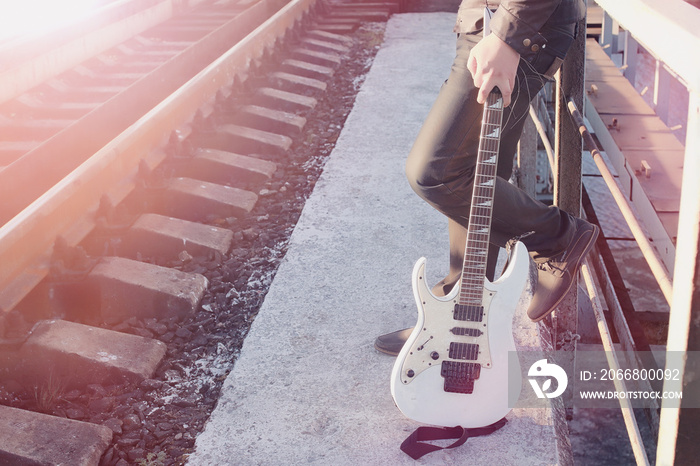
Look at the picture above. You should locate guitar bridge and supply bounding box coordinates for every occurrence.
[441,360,481,394]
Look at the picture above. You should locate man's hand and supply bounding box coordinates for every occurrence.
[467,33,520,106]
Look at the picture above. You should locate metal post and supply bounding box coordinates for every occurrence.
[653,60,672,124]
[656,90,700,466]
[517,108,538,198]
[600,11,614,56]
[553,17,587,342]
[623,33,639,86]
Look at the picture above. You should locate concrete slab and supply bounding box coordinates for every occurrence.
[190,13,559,465]
[307,29,354,47]
[332,3,401,15]
[17,319,167,387]
[164,177,259,221]
[89,256,208,322]
[0,405,112,466]
[281,59,335,80]
[188,147,277,185]
[292,47,343,66]
[208,123,294,154]
[312,22,359,34]
[269,71,328,93]
[122,213,234,261]
[300,37,351,53]
[234,105,307,135]
[254,87,318,112]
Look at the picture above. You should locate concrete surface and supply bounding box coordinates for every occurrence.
[189,13,559,465]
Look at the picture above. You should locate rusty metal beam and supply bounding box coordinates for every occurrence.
[552,17,587,343]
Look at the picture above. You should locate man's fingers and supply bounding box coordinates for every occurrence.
[467,33,520,107]
[467,53,477,78]
[500,83,512,107]
[477,86,488,104]
[479,77,513,106]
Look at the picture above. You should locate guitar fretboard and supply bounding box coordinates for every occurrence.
[458,90,504,306]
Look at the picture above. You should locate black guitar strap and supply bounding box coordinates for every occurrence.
[400,417,508,460]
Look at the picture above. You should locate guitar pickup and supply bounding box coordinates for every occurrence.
[450,327,483,337]
[441,360,481,394]
[453,304,484,322]
[449,342,480,360]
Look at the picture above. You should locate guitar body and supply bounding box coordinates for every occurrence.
[390,241,528,427]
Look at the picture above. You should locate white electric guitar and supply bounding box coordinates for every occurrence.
[391,88,528,428]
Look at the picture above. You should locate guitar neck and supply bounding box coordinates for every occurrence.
[458,89,504,306]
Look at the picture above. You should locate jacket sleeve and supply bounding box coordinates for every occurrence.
[489,0,562,57]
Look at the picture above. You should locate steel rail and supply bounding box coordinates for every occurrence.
[0,0,282,225]
[0,0,193,105]
[0,0,317,313]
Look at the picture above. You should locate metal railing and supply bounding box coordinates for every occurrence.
[517,1,700,464]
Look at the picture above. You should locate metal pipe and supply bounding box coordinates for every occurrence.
[580,261,651,466]
[566,99,674,304]
[528,104,555,169]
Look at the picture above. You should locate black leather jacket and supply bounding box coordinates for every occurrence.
[454,0,586,58]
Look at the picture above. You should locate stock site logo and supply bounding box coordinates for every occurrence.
[528,359,568,399]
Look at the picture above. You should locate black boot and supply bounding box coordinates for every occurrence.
[374,327,414,356]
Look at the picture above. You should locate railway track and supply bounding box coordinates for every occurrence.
[0,0,399,463]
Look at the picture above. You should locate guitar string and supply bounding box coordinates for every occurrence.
[459,92,503,305]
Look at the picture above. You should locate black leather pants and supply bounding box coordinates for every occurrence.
[405,27,578,291]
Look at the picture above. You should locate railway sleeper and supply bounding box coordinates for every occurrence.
[0,117,71,141]
[324,9,392,23]
[186,147,279,185]
[224,104,308,137]
[332,2,401,15]
[155,177,259,222]
[307,28,354,47]
[9,319,166,389]
[300,36,352,54]
[280,58,335,81]
[193,123,293,156]
[84,256,208,323]
[311,21,357,35]
[14,94,97,120]
[0,405,112,466]
[291,47,343,67]
[268,71,327,94]
[254,87,319,113]
[119,213,234,263]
